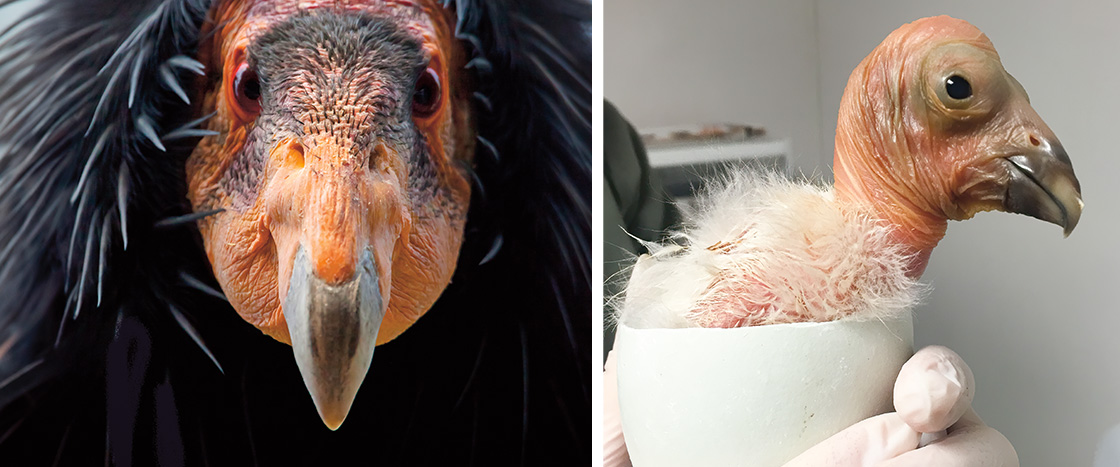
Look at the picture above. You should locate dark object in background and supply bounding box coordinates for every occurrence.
[603,101,676,358]
[0,0,590,464]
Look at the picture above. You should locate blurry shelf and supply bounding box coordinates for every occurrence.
[644,137,791,201]
[645,137,791,169]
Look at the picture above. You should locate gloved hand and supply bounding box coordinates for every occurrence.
[603,350,631,467]
[784,345,1017,466]
[603,346,1018,466]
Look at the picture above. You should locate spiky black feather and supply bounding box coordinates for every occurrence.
[0,0,590,465]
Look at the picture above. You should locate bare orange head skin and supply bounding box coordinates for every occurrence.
[833,16,1081,275]
[187,0,474,346]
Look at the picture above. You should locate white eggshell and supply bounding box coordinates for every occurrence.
[615,313,914,466]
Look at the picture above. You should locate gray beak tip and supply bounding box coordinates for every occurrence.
[1062,197,1084,238]
[305,372,361,431]
[1004,152,1081,236]
[283,247,384,431]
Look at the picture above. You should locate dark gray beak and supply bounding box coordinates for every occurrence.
[1003,139,1083,236]
[283,246,383,430]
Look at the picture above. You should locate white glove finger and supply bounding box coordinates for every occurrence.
[783,413,921,467]
[894,345,975,433]
[878,409,1018,467]
[604,350,632,467]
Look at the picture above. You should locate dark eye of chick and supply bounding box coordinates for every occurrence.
[945,75,972,100]
[412,67,441,117]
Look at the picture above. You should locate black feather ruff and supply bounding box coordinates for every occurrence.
[0,0,590,465]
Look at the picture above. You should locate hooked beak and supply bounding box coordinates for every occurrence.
[1002,138,1083,236]
[284,246,383,430]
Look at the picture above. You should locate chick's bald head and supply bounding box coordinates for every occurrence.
[833,16,1081,255]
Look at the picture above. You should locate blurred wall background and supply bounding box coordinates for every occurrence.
[606,0,1120,464]
[604,0,825,175]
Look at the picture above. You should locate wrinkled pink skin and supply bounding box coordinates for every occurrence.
[832,16,1061,277]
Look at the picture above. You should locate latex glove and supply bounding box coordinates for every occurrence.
[603,346,1018,466]
[603,350,632,467]
[784,345,1018,466]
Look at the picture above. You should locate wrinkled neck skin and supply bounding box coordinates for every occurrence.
[833,49,947,278]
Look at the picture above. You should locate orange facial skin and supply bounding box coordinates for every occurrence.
[832,16,1075,276]
[186,0,475,345]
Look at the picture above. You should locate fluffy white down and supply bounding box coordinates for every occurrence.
[619,171,924,329]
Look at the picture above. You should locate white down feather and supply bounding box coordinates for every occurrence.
[618,170,925,330]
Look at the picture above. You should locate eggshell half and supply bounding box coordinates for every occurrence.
[616,313,913,466]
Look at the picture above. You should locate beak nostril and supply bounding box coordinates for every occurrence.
[369,143,388,172]
[285,139,305,169]
[1029,135,1041,147]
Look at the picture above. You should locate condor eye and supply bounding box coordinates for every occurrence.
[232,62,261,117]
[945,75,972,100]
[412,67,441,118]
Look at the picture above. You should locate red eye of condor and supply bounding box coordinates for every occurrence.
[412,67,441,118]
[232,62,261,117]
